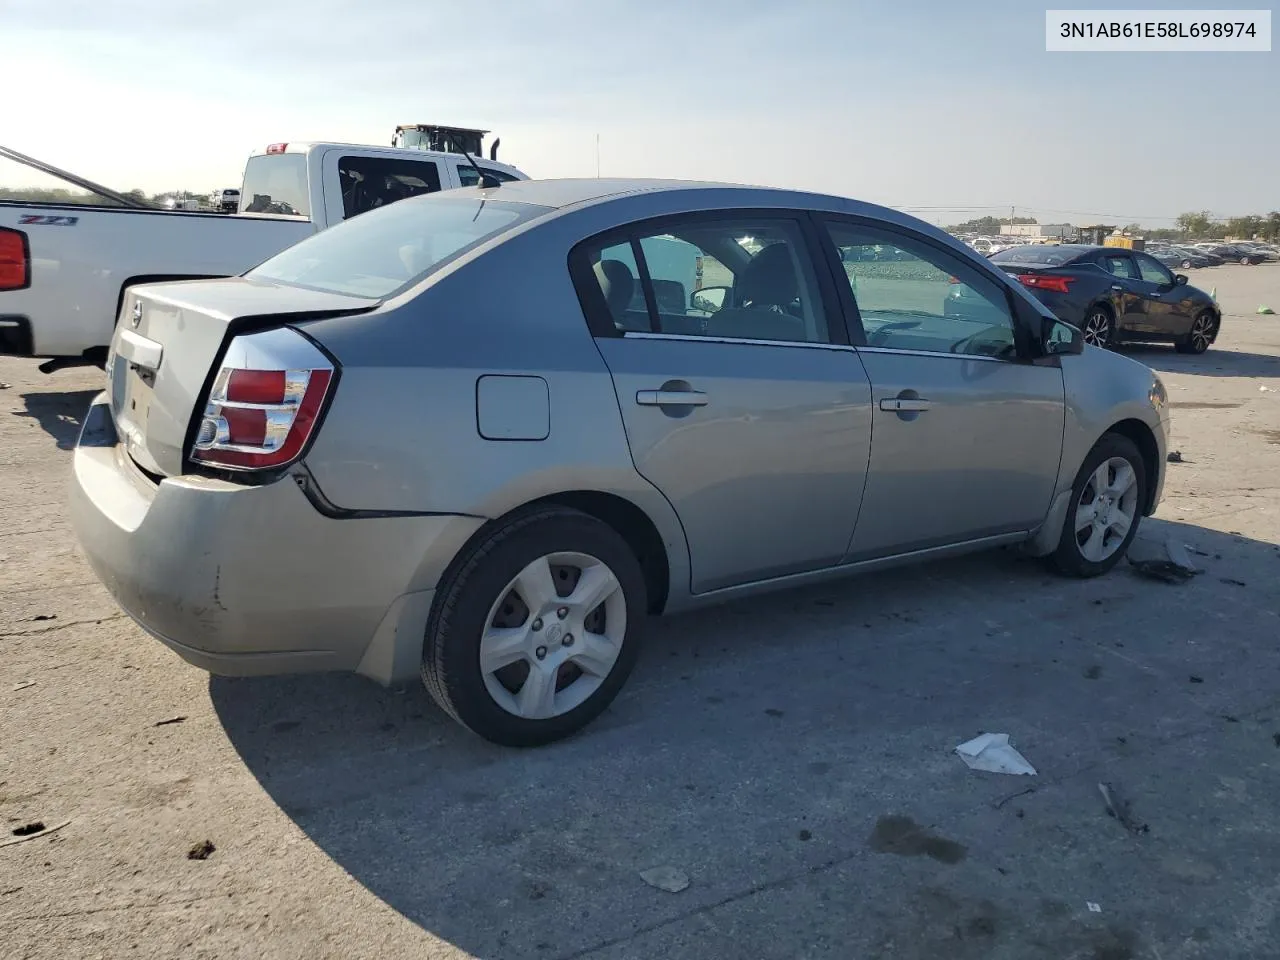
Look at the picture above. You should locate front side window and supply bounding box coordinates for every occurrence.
[826,222,1017,359]
[1134,253,1174,285]
[580,217,830,344]
[248,194,550,298]
[339,156,442,219]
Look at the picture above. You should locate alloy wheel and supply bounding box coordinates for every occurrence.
[1191,313,1214,353]
[1082,311,1110,347]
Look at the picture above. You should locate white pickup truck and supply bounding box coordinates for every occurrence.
[0,140,526,371]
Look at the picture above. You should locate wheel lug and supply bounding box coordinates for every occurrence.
[535,646,547,660]
[531,618,543,632]
[557,606,569,619]
[562,634,574,647]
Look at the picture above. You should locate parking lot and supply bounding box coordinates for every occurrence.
[2,264,1279,960]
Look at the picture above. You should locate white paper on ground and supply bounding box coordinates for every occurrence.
[955,733,1038,776]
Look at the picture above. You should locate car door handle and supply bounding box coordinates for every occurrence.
[1110,284,1124,291]
[636,389,709,407]
[879,397,931,412]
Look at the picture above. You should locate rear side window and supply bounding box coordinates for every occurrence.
[247,194,551,298]
[339,156,442,219]
[1101,255,1138,279]
[239,154,310,217]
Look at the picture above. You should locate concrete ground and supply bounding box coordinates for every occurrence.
[2,264,1279,960]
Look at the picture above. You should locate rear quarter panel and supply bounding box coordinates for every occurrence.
[0,204,312,355]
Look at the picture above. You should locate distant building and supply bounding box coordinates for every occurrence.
[999,223,1073,238]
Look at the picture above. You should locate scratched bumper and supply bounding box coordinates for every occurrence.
[68,392,477,681]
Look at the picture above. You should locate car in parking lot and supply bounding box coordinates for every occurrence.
[69,179,1170,746]
[984,243,1221,353]
[1201,243,1267,265]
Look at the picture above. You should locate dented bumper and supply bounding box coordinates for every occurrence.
[68,393,482,684]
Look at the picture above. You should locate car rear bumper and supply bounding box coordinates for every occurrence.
[69,393,484,684]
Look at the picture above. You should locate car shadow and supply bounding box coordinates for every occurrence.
[13,390,99,449]
[1119,343,1280,379]
[209,518,1280,959]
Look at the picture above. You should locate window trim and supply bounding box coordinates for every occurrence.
[814,213,1038,363]
[567,208,850,347]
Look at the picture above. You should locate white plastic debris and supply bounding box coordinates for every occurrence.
[955,733,1038,776]
[639,866,690,893]
[1087,902,1102,913]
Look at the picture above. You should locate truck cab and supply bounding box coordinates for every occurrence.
[238,141,525,223]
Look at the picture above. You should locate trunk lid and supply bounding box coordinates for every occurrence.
[107,278,376,477]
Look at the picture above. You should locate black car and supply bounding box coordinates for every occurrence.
[1205,244,1266,265]
[1151,248,1209,270]
[977,244,1221,353]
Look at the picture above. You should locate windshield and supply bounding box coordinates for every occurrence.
[247,194,552,298]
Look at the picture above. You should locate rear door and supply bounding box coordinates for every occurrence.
[1096,252,1148,334]
[573,211,874,594]
[819,217,1065,559]
[1131,251,1193,337]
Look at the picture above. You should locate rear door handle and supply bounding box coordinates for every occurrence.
[879,397,931,412]
[1110,284,1124,291]
[636,389,709,407]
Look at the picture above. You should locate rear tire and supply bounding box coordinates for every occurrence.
[1175,310,1216,355]
[1181,259,1192,269]
[421,506,647,747]
[1081,305,1115,349]
[1051,433,1146,578]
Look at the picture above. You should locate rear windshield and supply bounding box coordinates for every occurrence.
[238,154,310,218]
[990,245,1079,266]
[247,194,551,298]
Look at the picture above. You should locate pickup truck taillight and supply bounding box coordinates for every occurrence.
[0,228,30,291]
[191,328,335,471]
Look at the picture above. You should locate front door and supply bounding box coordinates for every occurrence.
[575,213,874,594]
[1132,251,1195,339]
[821,218,1067,560]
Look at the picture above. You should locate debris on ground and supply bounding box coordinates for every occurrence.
[1126,534,1200,584]
[153,716,187,727]
[187,840,216,860]
[993,785,1037,809]
[0,820,72,848]
[955,733,1037,776]
[0,382,10,390]
[639,865,689,893]
[1098,782,1149,835]
[19,614,56,622]
[12,680,36,691]
[1166,450,1184,463]
[1258,305,1275,315]
[1087,901,1102,913]
[1220,578,1247,587]
[1190,675,1205,684]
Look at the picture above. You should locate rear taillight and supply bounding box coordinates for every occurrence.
[191,327,335,471]
[1016,273,1075,295]
[0,228,30,291]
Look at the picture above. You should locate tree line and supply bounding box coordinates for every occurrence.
[945,211,1280,242]
[0,186,205,207]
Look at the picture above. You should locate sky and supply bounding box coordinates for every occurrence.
[1,0,1277,226]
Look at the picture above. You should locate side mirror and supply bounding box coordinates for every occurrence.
[1174,273,1188,285]
[1042,317,1084,356]
[690,285,729,313]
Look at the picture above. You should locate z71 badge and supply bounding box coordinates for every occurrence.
[17,215,79,226]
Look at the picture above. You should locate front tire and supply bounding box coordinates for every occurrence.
[1081,305,1115,349]
[421,506,647,747]
[1051,433,1147,578]
[1175,310,1216,355]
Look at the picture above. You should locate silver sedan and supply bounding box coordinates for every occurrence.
[69,178,1170,746]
